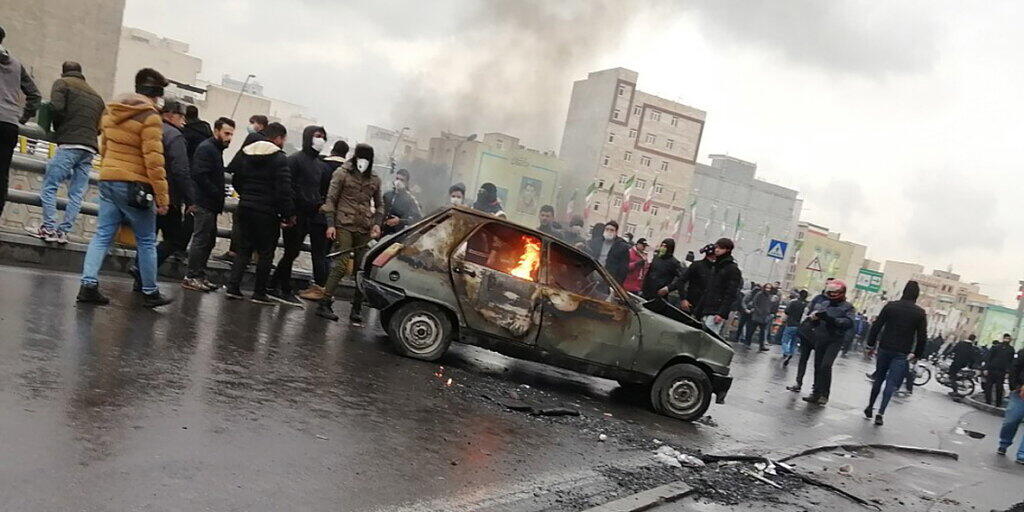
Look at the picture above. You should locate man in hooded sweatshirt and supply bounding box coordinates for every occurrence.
[472,182,504,216]
[864,281,928,425]
[224,122,295,304]
[76,68,173,308]
[0,25,42,217]
[799,279,856,405]
[641,238,684,301]
[315,143,382,323]
[180,105,212,162]
[267,125,329,307]
[299,140,348,301]
[692,238,743,335]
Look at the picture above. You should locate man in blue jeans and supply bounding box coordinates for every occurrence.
[864,281,928,426]
[998,346,1024,463]
[33,62,104,243]
[780,289,808,366]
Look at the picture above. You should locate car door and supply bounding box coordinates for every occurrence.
[536,242,640,369]
[449,222,544,344]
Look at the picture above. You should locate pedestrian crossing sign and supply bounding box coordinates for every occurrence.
[767,239,788,260]
[806,256,823,272]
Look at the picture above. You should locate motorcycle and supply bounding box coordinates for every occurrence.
[934,360,977,396]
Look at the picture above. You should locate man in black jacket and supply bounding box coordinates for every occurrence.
[780,289,809,365]
[800,279,856,405]
[588,221,630,285]
[382,168,422,237]
[266,125,328,306]
[997,346,1024,463]
[181,105,212,161]
[219,114,270,262]
[299,140,348,301]
[225,123,295,304]
[641,238,684,300]
[692,238,742,336]
[948,335,980,391]
[983,334,1016,406]
[183,116,234,291]
[669,243,713,311]
[744,283,780,351]
[864,281,928,425]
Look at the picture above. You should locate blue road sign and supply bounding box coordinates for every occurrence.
[767,239,788,260]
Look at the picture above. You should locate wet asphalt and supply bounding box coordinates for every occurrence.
[0,264,1020,511]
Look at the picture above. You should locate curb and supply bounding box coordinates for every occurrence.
[581,481,693,512]
[962,392,1006,416]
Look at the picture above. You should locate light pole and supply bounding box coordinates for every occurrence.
[386,126,410,175]
[230,74,256,119]
[448,133,477,189]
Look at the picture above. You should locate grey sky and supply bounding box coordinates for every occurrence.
[124,0,1024,303]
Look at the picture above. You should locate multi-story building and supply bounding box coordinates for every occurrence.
[559,68,705,243]
[365,125,429,167]
[113,27,202,97]
[913,269,992,338]
[786,222,866,294]
[429,132,565,228]
[0,0,126,100]
[683,154,801,288]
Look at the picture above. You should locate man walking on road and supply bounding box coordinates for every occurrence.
[997,345,1024,464]
[382,168,422,237]
[983,334,1016,407]
[299,140,348,301]
[780,289,808,366]
[224,122,295,304]
[218,114,269,263]
[33,61,104,243]
[864,281,928,425]
[691,238,742,335]
[796,279,855,405]
[182,116,234,291]
[144,99,196,282]
[744,282,779,352]
[0,25,41,218]
[315,143,382,324]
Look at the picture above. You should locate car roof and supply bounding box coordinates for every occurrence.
[444,205,594,260]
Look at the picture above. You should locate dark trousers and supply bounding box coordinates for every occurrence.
[228,208,280,295]
[812,340,843,398]
[744,320,768,348]
[308,221,330,286]
[271,213,317,294]
[984,370,1007,406]
[795,337,814,387]
[734,312,752,341]
[868,349,908,415]
[186,206,219,278]
[227,210,241,254]
[155,205,187,269]
[0,122,19,217]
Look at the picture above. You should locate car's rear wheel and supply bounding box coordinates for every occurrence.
[388,301,453,361]
[650,363,712,421]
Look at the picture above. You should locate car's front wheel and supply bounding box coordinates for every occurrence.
[388,301,453,361]
[650,363,712,421]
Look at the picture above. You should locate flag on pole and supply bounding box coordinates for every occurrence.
[620,174,636,213]
[686,198,697,242]
[734,211,743,237]
[642,177,657,212]
[584,181,598,204]
[565,189,578,217]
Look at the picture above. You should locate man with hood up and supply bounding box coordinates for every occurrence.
[799,279,856,405]
[0,25,42,217]
[224,122,295,304]
[315,143,382,323]
[267,125,329,307]
[472,182,504,216]
[299,140,348,301]
[641,238,684,300]
[864,281,928,425]
[691,238,742,335]
[76,68,172,308]
[180,105,212,162]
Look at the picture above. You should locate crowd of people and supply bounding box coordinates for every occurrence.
[1,33,1023,466]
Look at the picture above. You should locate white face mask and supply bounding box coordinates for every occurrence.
[311,136,326,152]
[357,158,370,172]
[450,196,463,205]
[155,97,165,110]
[393,179,406,191]
[603,231,615,241]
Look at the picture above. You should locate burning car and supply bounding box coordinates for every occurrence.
[357,206,733,421]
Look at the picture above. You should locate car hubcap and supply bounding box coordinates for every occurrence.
[402,313,441,353]
[666,379,700,415]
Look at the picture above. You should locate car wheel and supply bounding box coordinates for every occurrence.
[649,363,712,422]
[388,301,453,361]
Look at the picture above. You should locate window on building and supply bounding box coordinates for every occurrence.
[645,133,656,144]
[636,179,647,190]
[654,183,664,194]
[626,223,637,234]
[629,128,637,138]
[633,105,642,115]
[496,139,504,150]
[651,205,660,216]
[619,174,629,184]
[630,202,640,212]
[613,197,622,207]
[608,131,615,143]
[612,109,621,120]
[650,111,662,122]
[597,178,606,188]
[641,156,651,167]
[659,161,669,172]
[593,201,601,211]
[646,227,654,238]
[670,116,679,127]
[617,84,625,96]
[624,151,632,162]
[665,138,675,150]
[602,155,610,166]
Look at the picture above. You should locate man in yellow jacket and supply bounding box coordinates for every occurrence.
[77,68,173,308]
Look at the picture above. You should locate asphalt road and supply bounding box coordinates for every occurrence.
[0,264,1019,511]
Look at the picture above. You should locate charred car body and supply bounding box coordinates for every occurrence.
[357,206,733,421]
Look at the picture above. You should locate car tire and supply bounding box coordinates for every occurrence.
[388,301,453,361]
[649,363,712,422]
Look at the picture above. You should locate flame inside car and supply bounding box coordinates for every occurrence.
[508,235,541,281]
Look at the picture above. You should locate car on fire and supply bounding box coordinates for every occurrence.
[357,206,734,421]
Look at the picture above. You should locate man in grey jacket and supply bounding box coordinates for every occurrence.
[31,62,104,243]
[0,25,42,218]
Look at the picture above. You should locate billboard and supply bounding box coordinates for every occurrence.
[474,152,559,227]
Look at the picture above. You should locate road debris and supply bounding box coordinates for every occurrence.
[741,468,782,489]
[598,434,608,442]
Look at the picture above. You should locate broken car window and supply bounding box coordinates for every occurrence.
[546,243,619,303]
[463,223,541,282]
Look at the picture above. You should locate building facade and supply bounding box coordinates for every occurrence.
[682,155,801,288]
[912,269,992,339]
[113,27,202,97]
[0,0,126,100]
[559,68,705,243]
[365,125,428,167]
[977,306,1024,349]
[786,222,866,294]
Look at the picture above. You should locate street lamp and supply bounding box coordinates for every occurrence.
[448,133,477,189]
[387,126,410,175]
[230,73,256,119]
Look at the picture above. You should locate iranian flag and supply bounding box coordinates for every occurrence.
[642,177,657,212]
[620,174,636,213]
[685,198,697,242]
[565,189,578,217]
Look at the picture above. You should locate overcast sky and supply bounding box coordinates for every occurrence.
[125,0,1024,303]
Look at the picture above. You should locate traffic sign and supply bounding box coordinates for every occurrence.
[806,256,822,272]
[767,239,788,260]
[855,268,884,293]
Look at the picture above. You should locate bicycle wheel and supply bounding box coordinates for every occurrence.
[955,377,975,396]
[913,365,931,386]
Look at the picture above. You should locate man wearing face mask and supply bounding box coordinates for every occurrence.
[799,279,856,405]
[448,183,466,206]
[641,238,684,300]
[382,168,422,237]
[219,114,270,263]
[691,238,742,335]
[262,125,330,306]
[588,221,630,285]
[472,182,504,215]
[316,143,383,324]
[299,140,349,301]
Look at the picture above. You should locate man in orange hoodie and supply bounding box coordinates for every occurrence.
[77,68,173,308]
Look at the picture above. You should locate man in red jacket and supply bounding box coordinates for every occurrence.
[622,238,649,294]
